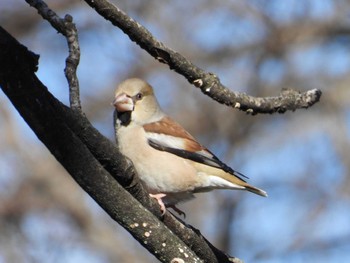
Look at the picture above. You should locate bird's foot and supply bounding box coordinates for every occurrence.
[168,205,186,218]
[149,193,167,215]
[149,193,186,218]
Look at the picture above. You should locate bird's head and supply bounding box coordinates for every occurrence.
[113,78,163,126]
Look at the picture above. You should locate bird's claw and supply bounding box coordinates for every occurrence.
[149,193,186,218]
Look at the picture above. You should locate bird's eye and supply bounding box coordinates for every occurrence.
[135,92,143,100]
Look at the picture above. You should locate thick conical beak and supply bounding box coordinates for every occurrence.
[113,93,134,112]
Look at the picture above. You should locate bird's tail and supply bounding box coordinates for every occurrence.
[244,184,268,197]
[194,162,268,197]
[218,171,268,197]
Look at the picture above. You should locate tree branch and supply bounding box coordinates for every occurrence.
[83,0,321,114]
[26,0,81,111]
[0,26,203,263]
[0,26,242,263]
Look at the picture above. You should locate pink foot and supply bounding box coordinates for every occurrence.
[149,193,186,218]
[149,193,167,215]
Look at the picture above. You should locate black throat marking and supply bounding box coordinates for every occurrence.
[117,111,132,126]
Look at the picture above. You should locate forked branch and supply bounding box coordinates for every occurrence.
[26,0,81,111]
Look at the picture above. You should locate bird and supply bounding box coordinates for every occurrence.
[113,78,267,215]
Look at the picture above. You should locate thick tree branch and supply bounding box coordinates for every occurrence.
[26,0,81,111]
[0,26,201,263]
[0,27,242,263]
[83,0,321,114]
[62,110,241,263]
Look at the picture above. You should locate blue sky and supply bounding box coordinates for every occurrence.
[1,0,350,262]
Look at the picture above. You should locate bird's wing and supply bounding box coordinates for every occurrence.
[143,116,248,181]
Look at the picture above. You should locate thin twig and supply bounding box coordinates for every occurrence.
[84,0,321,114]
[26,0,82,111]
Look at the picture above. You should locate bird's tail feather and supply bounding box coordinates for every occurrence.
[196,165,268,197]
[244,184,268,197]
[217,171,268,197]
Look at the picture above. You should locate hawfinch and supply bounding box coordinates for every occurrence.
[113,78,267,215]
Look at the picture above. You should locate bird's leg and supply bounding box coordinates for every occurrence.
[149,193,167,215]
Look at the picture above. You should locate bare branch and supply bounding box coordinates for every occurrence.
[83,0,321,114]
[0,27,202,263]
[26,0,81,111]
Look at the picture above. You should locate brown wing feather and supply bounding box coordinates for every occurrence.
[143,116,205,152]
[143,116,248,180]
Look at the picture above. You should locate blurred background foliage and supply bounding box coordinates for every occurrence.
[1,0,350,262]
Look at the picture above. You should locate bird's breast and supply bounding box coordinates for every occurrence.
[116,124,202,195]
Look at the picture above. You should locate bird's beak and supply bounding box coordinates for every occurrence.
[113,93,134,112]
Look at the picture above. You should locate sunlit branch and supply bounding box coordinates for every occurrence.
[84,0,321,114]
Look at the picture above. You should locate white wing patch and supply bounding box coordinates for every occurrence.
[145,132,186,149]
[207,175,245,190]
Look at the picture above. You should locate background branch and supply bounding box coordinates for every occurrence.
[83,0,321,114]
